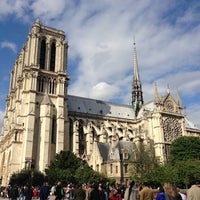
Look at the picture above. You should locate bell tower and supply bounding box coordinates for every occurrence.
[0,19,69,184]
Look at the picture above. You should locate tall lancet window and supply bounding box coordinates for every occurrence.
[51,116,57,144]
[40,39,46,69]
[69,118,73,151]
[37,76,45,92]
[50,42,56,72]
[78,120,85,155]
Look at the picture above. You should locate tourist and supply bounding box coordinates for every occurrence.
[139,182,154,200]
[8,184,19,200]
[187,179,200,200]
[74,184,85,200]
[89,182,101,200]
[39,182,50,200]
[156,182,180,200]
[55,182,65,200]
[124,180,137,200]
[24,185,33,200]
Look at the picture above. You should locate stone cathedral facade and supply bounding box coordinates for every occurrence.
[0,20,200,186]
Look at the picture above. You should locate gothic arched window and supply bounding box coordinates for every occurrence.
[40,39,46,69]
[50,42,56,72]
[78,120,86,155]
[37,76,45,92]
[51,116,57,144]
[48,78,56,94]
[69,118,73,151]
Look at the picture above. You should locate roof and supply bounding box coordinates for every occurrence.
[67,95,199,130]
[107,140,136,161]
[68,95,135,119]
[97,142,110,161]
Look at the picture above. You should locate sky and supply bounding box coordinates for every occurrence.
[0,0,200,130]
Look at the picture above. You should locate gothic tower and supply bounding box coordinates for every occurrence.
[132,42,143,117]
[0,19,69,185]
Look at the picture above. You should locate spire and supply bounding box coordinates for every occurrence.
[167,84,170,93]
[176,88,182,109]
[154,82,159,104]
[132,40,143,117]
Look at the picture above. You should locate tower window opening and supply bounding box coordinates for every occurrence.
[50,42,56,72]
[51,116,56,144]
[37,76,45,92]
[49,78,56,94]
[40,39,46,69]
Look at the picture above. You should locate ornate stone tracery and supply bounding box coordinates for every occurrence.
[163,117,182,142]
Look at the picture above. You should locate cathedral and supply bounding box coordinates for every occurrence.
[0,20,200,186]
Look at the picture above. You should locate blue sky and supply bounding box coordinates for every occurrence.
[0,0,200,129]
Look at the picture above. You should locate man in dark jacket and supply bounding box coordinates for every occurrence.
[8,184,19,200]
[40,182,50,200]
[24,185,33,200]
[89,183,101,200]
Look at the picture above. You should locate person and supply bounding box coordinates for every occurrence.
[156,182,179,200]
[33,187,38,199]
[24,185,33,200]
[109,189,118,200]
[124,180,137,200]
[105,182,111,200]
[98,184,106,200]
[19,186,25,200]
[177,188,187,200]
[155,185,165,200]
[171,185,182,200]
[89,182,101,200]
[8,184,19,200]
[65,184,74,200]
[74,184,86,200]
[55,182,65,200]
[139,182,154,200]
[39,182,50,200]
[85,183,93,200]
[187,179,200,200]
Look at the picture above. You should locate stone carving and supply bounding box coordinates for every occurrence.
[163,117,182,142]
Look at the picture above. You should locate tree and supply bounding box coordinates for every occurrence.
[9,169,45,186]
[167,136,200,188]
[130,139,160,184]
[45,151,108,185]
[169,136,200,164]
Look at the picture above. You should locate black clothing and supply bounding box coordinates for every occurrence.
[89,188,101,200]
[9,186,19,200]
[55,185,64,200]
[40,185,50,200]
[24,187,33,200]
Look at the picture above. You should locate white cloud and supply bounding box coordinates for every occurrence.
[31,0,68,22]
[1,41,17,53]
[0,0,200,128]
[0,0,30,21]
[186,104,200,129]
[90,82,119,100]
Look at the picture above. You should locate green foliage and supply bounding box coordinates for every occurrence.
[45,151,108,185]
[130,139,160,184]
[147,136,200,188]
[9,169,45,186]
[169,136,200,164]
[129,136,200,188]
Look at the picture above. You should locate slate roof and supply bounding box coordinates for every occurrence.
[97,142,110,161]
[67,95,198,130]
[68,95,135,119]
[97,141,136,162]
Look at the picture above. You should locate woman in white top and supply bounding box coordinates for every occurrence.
[124,180,137,200]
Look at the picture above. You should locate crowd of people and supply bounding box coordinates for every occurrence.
[0,178,200,200]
